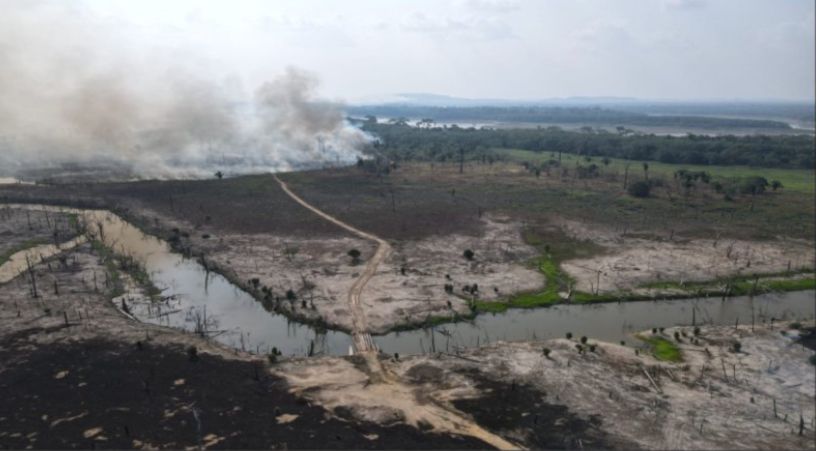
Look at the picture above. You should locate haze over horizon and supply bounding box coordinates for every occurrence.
[4,0,813,104]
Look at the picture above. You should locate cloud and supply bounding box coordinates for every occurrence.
[570,20,633,52]
[460,0,520,13]
[400,12,516,40]
[663,0,706,10]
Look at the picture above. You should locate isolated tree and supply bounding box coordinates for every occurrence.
[771,180,783,191]
[348,249,361,265]
[463,249,475,260]
[642,162,649,180]
[741,176,768,211]
[601,157,610,168]
[215,171,224,180]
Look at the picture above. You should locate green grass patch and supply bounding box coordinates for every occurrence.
[640,271,816,296]
[474,254,571,313]
[637,335,683,362]
[499,148,816,193]
[90,239,161,299]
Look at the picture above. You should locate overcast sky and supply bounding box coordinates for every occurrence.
[7,0,816,102]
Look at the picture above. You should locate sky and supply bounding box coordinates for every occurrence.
[5,0,816,102]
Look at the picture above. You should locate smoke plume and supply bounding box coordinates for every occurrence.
[0,2,369,180]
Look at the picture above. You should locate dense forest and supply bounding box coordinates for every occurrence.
[359,120,815,169]
[348,105,794,130]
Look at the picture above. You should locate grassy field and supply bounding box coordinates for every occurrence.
[499,148,816,193]
[637,335,683,362]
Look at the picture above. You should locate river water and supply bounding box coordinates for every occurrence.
[2,204,814,357]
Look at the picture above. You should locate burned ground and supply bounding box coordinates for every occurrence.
[0,175,348,237]
[0,208,78,260]
[450,368,636,449]
[281,162,815,242]
[0,244,490,449]
[0,336,488,449]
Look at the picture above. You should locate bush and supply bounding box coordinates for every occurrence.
[566,332,573,339]
[740,176,768,195]
[463,249,475,260]
[348,249,361,265]
[732,341,742,353]
[580,336,588,344]
[542,347,551,358]
[628,180,651,198]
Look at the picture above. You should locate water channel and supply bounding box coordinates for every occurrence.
[2,204,814,357]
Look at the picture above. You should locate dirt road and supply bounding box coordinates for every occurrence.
[274,175,388,353]
[274,175,521,449]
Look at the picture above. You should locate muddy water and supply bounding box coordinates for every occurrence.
[2,204,352,356]
[377,290,815,355]
[3,204,815,357]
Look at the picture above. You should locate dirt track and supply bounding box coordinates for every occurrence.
[274,175,521,449]
[274,175,386,352]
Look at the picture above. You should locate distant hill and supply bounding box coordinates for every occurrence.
[352,95,814,128]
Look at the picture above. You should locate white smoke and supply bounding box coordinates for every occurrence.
[0,2,369,180]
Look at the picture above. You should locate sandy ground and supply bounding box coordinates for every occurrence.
[156,210,543,334]
[279,322,816,450]
[558,218,815,293]
[360,215,543,333]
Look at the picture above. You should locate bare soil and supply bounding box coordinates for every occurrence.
[557,218,815,293]
[280,322,816,450]
[178,213,543,334]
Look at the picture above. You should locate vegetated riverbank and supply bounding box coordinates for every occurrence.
[4,203,812,360]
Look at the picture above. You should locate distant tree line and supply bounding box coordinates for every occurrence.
[349,105,794,130]
[359,120,815,169]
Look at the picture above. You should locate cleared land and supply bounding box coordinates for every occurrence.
[279,321,816,450]
[0,239,487,449]
[1,156,813,331]
[2,230,812,448]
